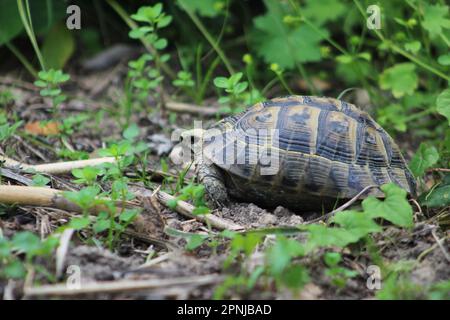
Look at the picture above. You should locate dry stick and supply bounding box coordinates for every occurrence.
[0,185,172,249]
[0,167,34,185]
[1,155,175,180]
[0,155,116,174]
[305,185,379,224]
[55,228,75,278]
[24,274,223,297]
[431,229,450,263]
[427,168,450,173]
[165,100,224,116]
[156,190,244,231]
[0,185,119,214]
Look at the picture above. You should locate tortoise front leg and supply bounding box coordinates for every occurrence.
[197,163,230,208]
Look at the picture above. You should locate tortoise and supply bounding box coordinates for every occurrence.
[183,95,416,211]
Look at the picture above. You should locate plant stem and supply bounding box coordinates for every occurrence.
[276,72,294,95]
[5,42,38,78]
[288,0,348,56]
[198,56,221,104]
[179,0,235,75]
[17,0,46,72]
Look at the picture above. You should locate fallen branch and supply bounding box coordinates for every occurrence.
[0,156,115,174]
[0,185,127,214]
[156,190,244,231]
[166,101,224,116]
[1,155,175,180]
[427,167,450,173]
[0,167,34,185]
[24,274,223,297]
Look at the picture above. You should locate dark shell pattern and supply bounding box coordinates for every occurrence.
[204,96,416,210]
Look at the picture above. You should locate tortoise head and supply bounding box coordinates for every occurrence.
[169,128,206,168]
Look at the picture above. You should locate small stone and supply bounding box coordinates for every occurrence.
[258,213,278,225]
[273,206,292,217]
[288,215,304,225]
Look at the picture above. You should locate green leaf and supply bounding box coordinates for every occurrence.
[437,54,450,66]
[280,265,310,289]
[41,23,75,69]
[437,89,450,126]
[186,234,208,250]
[123,123,140,140]
[421,184,450,208]
[192,206,210,215]
[404,41,421,54]
[422,4,450,37]
[323,252,341,267]
[34,80,47,87]
[4,260,26,279]
[157,15,173,28]
[119,209,139,223]
[266,236,304,275]
[213,77,229,88]
[93,218,110,233]
[69,217,91,230]
[31,174,50,186]
[167,199,178,209]
[154,38,168,50]
[0,239,11,258]
[332,210,382,238]
[177,0,223,18]
[63,186,101,211]
[376,104,407,132]
[230,233,263,256]
[302,0,346,25]
[409,143,440,177]
[252,0,324,69]
[303,224,361,249]
[12,231,41,254]
[72,166,101,184]
[0,0,22,45]
[362,183,413,228]
[379,63,418,98]
[419,176,450,208]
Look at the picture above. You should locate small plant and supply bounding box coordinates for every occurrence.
[172,71,195,98]
[167,182,210,215]
[0,116,22,143]
[33,69,70,116]
[0,231,59,281]
[0,90,15,107]
[62,125,147,250]
[214,72,249,113]
[31,174,51,187]
[270,63,294,95]
[323,252,358,289]
[126,3,172,113]
[58,114,89,136]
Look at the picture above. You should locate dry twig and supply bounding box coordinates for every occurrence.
[156,190,244,231]
[306,185,379,224]
[24,274,223,297]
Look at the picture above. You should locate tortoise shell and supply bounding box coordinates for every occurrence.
[202,96,416,211]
